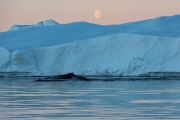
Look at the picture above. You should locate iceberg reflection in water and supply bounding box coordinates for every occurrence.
[0,77,180,120]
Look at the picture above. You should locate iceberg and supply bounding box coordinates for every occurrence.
[9,19,59,31]
[0,15,180,76]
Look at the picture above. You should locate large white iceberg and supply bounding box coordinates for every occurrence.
[0,15,180,76]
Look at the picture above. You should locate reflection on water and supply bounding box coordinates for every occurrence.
[0,77,180,120]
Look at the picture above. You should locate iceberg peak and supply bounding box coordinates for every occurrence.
[35,19,59,26]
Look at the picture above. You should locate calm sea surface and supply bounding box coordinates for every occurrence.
[0,77,180,120]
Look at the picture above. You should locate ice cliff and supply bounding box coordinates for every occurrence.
[0,15,180,76]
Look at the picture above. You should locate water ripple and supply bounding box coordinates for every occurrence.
[0,78,180,119]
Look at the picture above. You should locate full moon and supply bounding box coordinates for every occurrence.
[94,9,101,18]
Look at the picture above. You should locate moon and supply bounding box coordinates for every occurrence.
[94,9,101,18]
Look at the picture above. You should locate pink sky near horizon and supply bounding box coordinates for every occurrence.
[0,0,180,32]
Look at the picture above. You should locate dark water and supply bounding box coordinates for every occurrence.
[0,77,180,120]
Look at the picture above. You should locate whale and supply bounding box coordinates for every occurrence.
[46,73,74,79]
[36,73,90,82]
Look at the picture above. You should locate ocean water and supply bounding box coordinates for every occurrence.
[0,77,180,120]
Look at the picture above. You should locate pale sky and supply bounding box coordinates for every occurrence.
[0,0,180,32]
